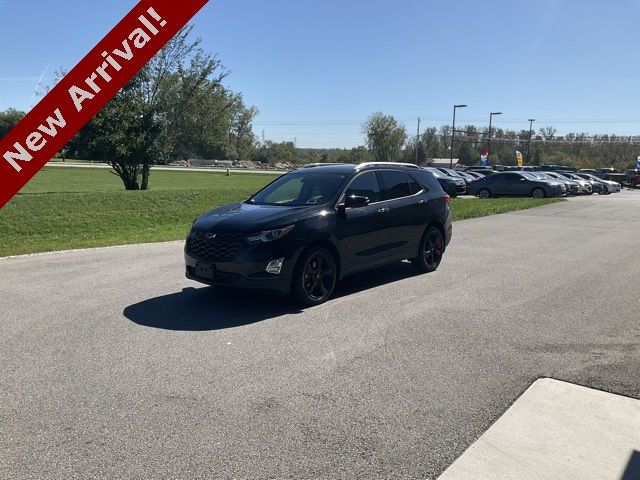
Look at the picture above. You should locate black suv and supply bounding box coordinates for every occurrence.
[185,163,453,306]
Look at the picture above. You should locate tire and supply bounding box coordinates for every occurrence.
[531,187,546,198]
[291,247,337,307]
[478,188,491,199]
[602,186,610,195]
[412,227,445,273]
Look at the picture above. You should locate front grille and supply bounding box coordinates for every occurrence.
[186,231,244,262]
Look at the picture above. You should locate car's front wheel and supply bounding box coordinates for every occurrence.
[412,227,444,273]
[292,247,337,306]
[531,187,546,198]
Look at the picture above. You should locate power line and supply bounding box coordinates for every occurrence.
[254,116,640,127]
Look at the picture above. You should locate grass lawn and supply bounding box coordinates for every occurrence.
[0,167,561,256]
[450,196,561,221]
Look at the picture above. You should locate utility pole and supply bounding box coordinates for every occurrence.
[415,117,421,164]
[487,112,503,158]
[451,104,468,168]
[526,118,535,164]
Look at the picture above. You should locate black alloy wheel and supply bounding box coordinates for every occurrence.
[412,227,444,273]
[292,247,337,306]
[478,188,491,199]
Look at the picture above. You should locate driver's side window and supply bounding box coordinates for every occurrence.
[344,172,382,203]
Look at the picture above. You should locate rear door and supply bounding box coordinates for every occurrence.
[502,173,528,195]
[378,170,425,258]
[334,171,393,269]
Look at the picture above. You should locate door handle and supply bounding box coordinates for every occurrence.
[418,199,428,205]
[378,207,389,214]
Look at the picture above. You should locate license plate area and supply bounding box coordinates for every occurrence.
[195,262,216,280]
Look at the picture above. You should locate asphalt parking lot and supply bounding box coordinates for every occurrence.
[2,190,640,479]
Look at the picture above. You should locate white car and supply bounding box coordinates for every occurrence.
[580,173,621,194]
[556,173,593,195]
[600,179,622,193]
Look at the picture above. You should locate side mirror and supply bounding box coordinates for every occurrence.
[337,195,369,217]
[344,195,369,208]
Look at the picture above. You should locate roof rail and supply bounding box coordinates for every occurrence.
[298,162,350,169]
[356,162,420,170]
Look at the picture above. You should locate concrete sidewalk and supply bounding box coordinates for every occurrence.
[439,378,640,480]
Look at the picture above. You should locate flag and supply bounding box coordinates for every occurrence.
[516,151,524,166]
[480,148,489,166]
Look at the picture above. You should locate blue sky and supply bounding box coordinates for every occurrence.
[1,0,639,147]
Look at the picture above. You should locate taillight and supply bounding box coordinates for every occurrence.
[444,194,451,206]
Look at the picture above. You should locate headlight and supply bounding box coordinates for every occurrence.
[247,225,294,243]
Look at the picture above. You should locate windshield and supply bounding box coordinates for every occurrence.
[521,172,539,180]
[553,173,572,180]
[249,172,347,206]
[423,168,446,179]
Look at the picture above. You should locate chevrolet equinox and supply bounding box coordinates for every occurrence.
[185,162,452,306]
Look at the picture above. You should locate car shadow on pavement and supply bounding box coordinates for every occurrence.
[123,286,301,331]
[622,450,640,480]
[123,261,421,331]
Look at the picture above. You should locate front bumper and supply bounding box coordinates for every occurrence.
[184,239,301,295]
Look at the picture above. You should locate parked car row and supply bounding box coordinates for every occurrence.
[449,165,625,198]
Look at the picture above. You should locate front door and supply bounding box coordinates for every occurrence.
[334,171,393,269]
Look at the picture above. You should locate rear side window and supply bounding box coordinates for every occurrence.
[413,170,443,191]
[503,173,521,181]
[344,171,382,203]
[380,170,412,200]
[407,174,423,194]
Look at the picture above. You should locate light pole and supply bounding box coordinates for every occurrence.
[415,117,421,164]
[526,118,535,164]
[487,112,503,159]
[450,104,467,168]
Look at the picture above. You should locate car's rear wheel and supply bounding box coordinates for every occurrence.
[412,227,444,273]
[292,247,337,306]
[601,186,609,195]
[531,187,546,198]
[478,188,491,199]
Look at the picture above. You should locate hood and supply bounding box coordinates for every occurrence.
[193,202,320,233]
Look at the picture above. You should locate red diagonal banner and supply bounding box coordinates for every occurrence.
[0,0,209,209]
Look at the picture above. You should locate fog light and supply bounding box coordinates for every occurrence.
[266,257,284,275]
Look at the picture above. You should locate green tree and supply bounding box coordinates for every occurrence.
[228,98,258,161]
[362,112,407,162]
[253,141,297,165]
[0,108,25,140]
[422,127,443,158]
[65,26,254,190]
